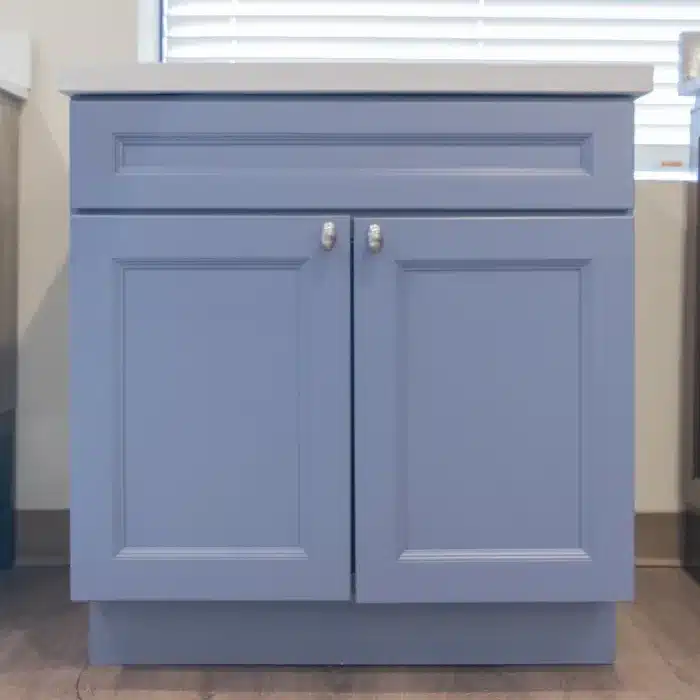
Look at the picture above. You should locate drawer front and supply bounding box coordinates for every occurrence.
[71,97,633,211]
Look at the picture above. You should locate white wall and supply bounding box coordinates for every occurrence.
[0,0,693,513]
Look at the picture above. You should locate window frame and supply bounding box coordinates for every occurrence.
[138,0,162,63]
[139,0,694,181]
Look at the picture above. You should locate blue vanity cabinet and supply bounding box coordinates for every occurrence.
[70,214,352,602]
[353,216,634,604]
[66,81,644,664]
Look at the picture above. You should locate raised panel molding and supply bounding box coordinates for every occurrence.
[394,258,591,568]
[398,549,591,563]
[111,256,309,562]
[115,547,308,561]
[115,132,594,178]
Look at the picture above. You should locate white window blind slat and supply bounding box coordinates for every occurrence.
[166,0,700,21]
[165,40,486,62]
[162,0,700,173]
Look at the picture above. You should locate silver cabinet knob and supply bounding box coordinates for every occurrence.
[367,224,383,254]
[321,221,337,251]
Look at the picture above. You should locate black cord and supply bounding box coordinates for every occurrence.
[74,658,88,700]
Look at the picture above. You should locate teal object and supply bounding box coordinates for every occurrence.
[0,411,14,569]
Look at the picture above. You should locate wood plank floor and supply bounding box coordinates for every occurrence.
[0,567,699,699]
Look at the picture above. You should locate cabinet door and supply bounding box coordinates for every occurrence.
[353,216,634,603]
[70,215,351,601]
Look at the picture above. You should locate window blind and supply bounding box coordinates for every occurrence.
[161,0,700,173]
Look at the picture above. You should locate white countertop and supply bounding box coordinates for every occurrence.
[60,61,653,97]
[0,32,30,100]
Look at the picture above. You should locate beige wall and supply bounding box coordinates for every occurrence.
[636,180,697,512]
[0,0,137,509]
[0,0,694,513]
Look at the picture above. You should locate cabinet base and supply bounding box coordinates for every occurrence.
[89,601,616,666]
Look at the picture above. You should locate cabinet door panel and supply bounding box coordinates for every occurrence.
[353,216,633,603]
[70,215,351,601]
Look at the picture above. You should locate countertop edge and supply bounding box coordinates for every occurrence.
[59,62,654,97]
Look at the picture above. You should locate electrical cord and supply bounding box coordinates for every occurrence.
[74,658,88,699]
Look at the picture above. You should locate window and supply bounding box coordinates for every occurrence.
[150,0,700,176]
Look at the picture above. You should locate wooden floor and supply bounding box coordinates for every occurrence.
[0,568,699,699]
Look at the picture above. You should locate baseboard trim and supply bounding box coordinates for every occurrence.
[13,510,683,568]
[15,509,69,566]
[634,512,681,566]
[635,557,682,568]
[14,555,69,567]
